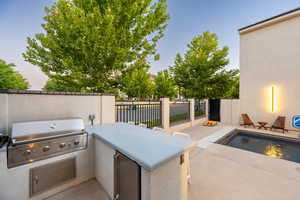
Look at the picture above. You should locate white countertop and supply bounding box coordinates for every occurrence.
[85,123,194,171]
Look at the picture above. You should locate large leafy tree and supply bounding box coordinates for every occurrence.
[224,76,239,98]
[23,0,169,93]
[171,31,238,99]
[154,69,176,98]
[0,59,29,90]
[122,60,153,99]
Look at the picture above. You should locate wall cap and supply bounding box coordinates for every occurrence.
[0,90,115,96]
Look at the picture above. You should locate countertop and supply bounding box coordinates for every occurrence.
[85,123,194,171]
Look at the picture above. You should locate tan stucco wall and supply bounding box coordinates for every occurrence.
[94,138,115,199]
[220,99,240,125]
[141,155,188,200]
[240,14,300,130]
[0,93,115,135]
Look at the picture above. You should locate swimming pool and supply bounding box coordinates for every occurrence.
[216,130,300,164]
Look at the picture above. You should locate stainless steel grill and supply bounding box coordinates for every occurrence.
[7,119,88,168]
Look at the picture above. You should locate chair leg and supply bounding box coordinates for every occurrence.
[186,153,191,185]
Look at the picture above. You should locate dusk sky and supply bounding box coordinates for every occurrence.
[1,0,299,89]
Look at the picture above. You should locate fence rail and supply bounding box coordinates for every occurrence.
[169,101,190,125]
[195,101,206,119]
[116,101,162,128]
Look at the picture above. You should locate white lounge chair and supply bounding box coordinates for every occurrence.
[139,123,147,128]
[152,127,164,132]
[127,121,135,125]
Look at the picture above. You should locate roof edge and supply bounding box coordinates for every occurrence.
[239,7,300,32]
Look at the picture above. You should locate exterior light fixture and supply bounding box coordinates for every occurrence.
[271,86,277,113]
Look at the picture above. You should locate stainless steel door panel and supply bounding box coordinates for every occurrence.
[30,157,76,197]
[114,152,141,200]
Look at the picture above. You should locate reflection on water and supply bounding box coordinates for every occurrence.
[264,144,283,159]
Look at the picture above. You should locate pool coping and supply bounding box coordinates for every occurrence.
[197,126,300,149]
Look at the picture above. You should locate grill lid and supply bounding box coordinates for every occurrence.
[11,118,85,144]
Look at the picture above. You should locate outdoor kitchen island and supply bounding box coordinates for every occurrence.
[86,123,193,200]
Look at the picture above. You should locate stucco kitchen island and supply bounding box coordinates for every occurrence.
[86,123,194,200]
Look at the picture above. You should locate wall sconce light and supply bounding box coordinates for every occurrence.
[271,86,277,113]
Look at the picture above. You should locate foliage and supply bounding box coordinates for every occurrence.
[170,113,189,124]
[154,69,176,98]
[171,31,239,99]
[224,76,239,98]
[0,59,29,90]
[43,79,77,92]
[23,0,169,93]
[122,60,154,99]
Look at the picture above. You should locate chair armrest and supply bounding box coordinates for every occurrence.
[172,132,192,140]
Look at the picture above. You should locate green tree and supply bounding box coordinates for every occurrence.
[224,76,239,98]
[154,69,176,98]
[122,61,153,99]
[0,59,29,90]
[23,0,169,93]
[43,79,75,92]
[171,31,237,99]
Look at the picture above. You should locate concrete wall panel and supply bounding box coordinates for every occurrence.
[220,99,240,125]
[0,93,114,135]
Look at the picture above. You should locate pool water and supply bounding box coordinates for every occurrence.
[217,131,300,164]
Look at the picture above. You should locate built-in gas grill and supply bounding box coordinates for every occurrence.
[7,119,88,168]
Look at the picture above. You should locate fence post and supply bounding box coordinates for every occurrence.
[160,98,170,129]
[189,99,195,125]
[205,99,209,119]
[100,95,116,124]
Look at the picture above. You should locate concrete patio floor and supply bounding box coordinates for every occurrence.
[45,124,300,200]
[45,179,109,200]
[181,124,300,200]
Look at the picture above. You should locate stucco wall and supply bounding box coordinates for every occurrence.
[0,93,115,135]
[220,99,240,125]
[240,14,300,130]
[94,138,115,199]
[141,155,188,200]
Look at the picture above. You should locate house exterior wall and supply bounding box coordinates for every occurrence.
[240,14,300,130]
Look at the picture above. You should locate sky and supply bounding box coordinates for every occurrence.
[1,0,300,89]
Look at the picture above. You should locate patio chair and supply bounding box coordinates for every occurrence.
[138,123,148,128]
[270,116,288,133]
[152,127,164,132]
[172,132,192,184]
[240,113,256,128]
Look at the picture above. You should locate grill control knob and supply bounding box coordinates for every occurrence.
[43,146,50,152]
[74,141,80,146]
[59,143,66,148]
[23,149,32,156]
